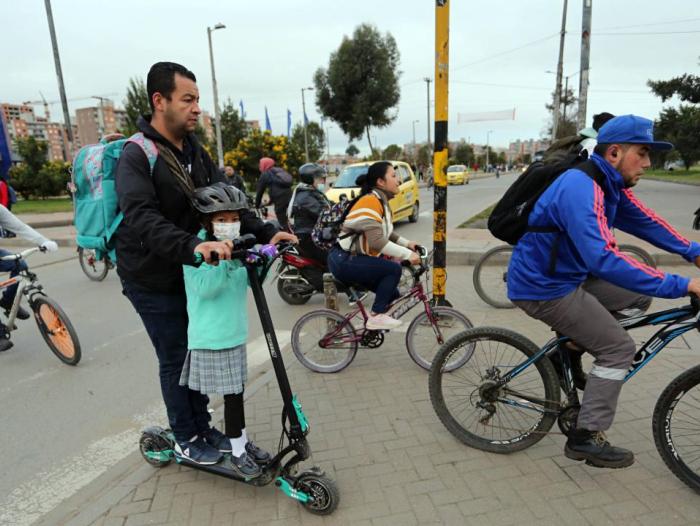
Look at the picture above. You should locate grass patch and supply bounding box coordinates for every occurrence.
[12,198,73,214]
[645,168,700,185]
[458,203,496,229]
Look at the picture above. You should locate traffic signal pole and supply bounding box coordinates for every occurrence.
[432,0,450,306]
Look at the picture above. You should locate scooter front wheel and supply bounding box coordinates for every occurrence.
[291,309,358,373]
[295,473,340,515]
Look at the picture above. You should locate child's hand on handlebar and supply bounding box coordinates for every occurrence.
[406,240,420,251]
[270,232,298,245]
[408,251,421,265]
[195,240,233,265]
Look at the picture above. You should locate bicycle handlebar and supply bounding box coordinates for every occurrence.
[0,247,44,262]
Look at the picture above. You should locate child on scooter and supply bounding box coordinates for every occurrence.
[179,182,271,477]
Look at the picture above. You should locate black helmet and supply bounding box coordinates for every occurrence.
[192,182,248,214]
[299,163,325,185]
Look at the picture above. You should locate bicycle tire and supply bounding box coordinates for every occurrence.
[618,244,656,269]
[405,306,473,371]
[472,245,515,309]
[31,295,82,366]
[277,268,313,305]
[429,326,560,453]
[652,364,700,493]
[291,309,358,373]
[78,247,110,282]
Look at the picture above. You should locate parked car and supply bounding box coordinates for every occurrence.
[325,161,420,223]
[446,164,470,185]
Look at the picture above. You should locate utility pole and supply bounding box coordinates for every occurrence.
[486,130,493,170]
[577,0,593,131]
[44,0,73,161]
[552,0,568,139]
[207,23,226,169]
[301,86,313,162]
[424,77,432,149]
[432,0,450,306]
[562,76,569,122]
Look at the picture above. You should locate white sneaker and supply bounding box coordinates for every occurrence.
[366,313,403,330]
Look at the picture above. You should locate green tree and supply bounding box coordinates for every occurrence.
[14,136,47,175]
[545,87,578,139]
[648,73,700,104]
[123,77,150,135]
[345,143,360,157]
[314,23,401,152]
[453,142,474,166]
[35,161,71,198]
[290,121,325,162]
[8,164,32,200]
[382,144,403,160]
[219,99,247,153]
[416,144,431,168]
[654,105,700,169]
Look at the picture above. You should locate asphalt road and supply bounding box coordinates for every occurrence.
[0,173,696,525]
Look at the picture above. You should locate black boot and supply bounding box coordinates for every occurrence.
[549,344,587,391]
[565,428,634,468]
[0,337,13,352]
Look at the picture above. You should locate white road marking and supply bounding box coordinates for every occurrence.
[246,330,292,370]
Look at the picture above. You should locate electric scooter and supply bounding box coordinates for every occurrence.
[138,235,339,516]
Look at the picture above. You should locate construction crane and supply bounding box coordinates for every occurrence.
[22,93,119,121]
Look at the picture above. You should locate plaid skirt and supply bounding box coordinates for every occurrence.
[179,344,247,395]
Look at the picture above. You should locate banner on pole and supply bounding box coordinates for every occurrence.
[457,108,516,123]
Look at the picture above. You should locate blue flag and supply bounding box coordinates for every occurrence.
[239,100,245,119]
[303,111,309,126]
[264,106,272,132]
[287,109,292,137]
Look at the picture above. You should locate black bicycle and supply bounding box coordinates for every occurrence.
[429,296,700,492]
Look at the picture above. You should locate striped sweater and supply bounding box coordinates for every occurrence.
[338,190,413,259]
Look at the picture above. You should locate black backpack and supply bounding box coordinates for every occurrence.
[487,153,603,245]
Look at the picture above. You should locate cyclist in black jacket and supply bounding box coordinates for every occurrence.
[289,163,330,264]
[115,62,296,465]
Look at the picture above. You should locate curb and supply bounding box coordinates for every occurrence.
[37,361,278,526]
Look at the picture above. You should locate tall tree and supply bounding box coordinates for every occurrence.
[290,121,325,162]
[123,77,150,135]
[382,144,402,160]
[648,74,700,104]
[15,136,47,175]
[219,99,247,154]
[345,143,360,157]
[314,23,401,152]
[453,142,474,166]
[545,87,578,139]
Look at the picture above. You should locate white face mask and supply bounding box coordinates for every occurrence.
[212,221,241,241]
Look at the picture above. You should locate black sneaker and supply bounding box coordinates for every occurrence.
[245,441,272,464]
[0,299,29,320]
[549,344,587,391]
[174,436,222,465]
[0,338,13,352]
[230,451,262,478]
[564,429,634,469]
[201,427,232,453]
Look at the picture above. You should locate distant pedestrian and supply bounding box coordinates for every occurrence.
[223,165,246,193]
[255,157,293,230]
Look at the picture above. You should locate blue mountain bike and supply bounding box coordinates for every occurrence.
[429,296,700,492]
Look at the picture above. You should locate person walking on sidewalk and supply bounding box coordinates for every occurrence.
[115,61,295,465]
[255,157,293,230]
[328,161,420,330]
[179,183,271,474]
[507,114,700,469]
[0,206,58,352]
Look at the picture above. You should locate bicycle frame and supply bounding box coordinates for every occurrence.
[498,300,700,413]
[0,248,44,332]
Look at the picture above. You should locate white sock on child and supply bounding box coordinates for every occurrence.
[241,428,249,444]
[230,435,246,457]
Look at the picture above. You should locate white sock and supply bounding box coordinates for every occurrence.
[230,435,246,457]
[241,428,249,444]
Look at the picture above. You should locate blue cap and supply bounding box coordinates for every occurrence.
[597,114,673,151]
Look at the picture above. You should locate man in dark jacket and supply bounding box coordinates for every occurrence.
[255,157,293,229]
[115,62,295,465]
[223,165,246,193]
[289,163,330,264]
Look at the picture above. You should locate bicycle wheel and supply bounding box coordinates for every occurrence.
[291,309,358,373]
[618,244,656,269]
[31,295,81,366]
[78,247,110,282]
[405,306,473,371]
[429,327,560,453]
[652,365,700,493]
[472,245,515,309]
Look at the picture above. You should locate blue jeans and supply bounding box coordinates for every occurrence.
[121,280,210,442]
[0,248,27,306]
[328,247,401,313]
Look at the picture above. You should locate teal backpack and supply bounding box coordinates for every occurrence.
[71,133,158,261]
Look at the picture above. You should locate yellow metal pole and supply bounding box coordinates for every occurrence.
[432,0,450,305]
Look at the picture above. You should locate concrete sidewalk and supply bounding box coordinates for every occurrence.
[38,266,700,526]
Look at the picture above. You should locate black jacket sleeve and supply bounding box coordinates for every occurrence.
[116,143,200,264]
[255,173,269,208]
[240,209,278,244]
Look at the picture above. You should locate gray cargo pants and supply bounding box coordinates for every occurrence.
[514,278,652,431]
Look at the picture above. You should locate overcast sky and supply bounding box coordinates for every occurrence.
[2,0,699,154]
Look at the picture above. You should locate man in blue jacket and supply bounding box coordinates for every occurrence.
[508,114,700,469]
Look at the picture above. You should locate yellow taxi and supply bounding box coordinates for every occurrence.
[325,161,420,223]
[446,164,470,185]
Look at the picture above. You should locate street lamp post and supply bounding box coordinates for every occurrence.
[486,130,494,171]
[301,86,313,163]
[207,23,226,170]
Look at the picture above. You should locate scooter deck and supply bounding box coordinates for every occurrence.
[175,454,276,486]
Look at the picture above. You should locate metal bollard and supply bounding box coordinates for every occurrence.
[323,272,338,312]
